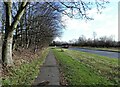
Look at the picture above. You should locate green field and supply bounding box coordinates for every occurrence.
[52,48,119,85]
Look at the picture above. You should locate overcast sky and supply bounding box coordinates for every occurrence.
[55,0,119,42]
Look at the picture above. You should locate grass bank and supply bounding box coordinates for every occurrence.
[52,48,119,86]
[2,48,49,86]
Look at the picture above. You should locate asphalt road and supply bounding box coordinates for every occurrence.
[69,48,120,58]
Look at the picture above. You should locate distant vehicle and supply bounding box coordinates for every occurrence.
[62,43,69,48]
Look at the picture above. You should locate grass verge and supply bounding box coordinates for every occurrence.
[52,48,118,86]
[65,49,119,84]
[2,48,49,86]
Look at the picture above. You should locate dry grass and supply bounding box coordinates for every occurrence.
[12,48,42,66]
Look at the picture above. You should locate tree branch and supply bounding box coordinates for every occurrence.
[11,1,29,31]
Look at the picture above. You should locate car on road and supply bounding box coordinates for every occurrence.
[62,43,69,48]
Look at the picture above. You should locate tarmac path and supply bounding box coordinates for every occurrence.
[33,50,60,86]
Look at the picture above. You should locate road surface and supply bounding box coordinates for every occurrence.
[69,48,119,58]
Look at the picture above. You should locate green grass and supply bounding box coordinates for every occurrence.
[65,50,119,84]
[52,48,119,85]
[2,49,49,86]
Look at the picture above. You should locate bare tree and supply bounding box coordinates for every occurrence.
[93,32,97,42]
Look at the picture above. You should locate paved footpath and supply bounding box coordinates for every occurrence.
[33,50,60,86]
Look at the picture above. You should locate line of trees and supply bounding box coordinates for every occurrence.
[12,3,63,51]
[51,34,120,48]
[71,34,120,48]
[0,2,64,67]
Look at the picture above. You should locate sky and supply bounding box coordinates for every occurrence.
[0,0,119,42]
[54,0,119,42]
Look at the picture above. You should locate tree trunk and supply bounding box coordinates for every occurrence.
[2,31,13,66]
[2,1,28,67]
[2,1,13,66]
